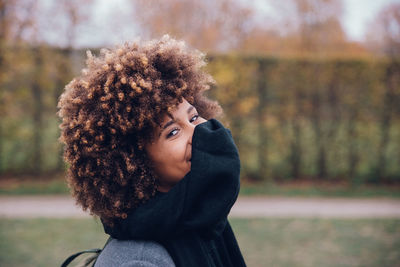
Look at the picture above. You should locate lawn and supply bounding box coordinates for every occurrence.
[1,174,400,198]
[0,218,399,267]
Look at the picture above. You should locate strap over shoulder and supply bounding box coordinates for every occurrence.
[60,237,111,267]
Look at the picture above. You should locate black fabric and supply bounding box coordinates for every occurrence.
[102,119,246,267]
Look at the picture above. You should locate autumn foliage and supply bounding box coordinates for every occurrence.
[0,0,399,183]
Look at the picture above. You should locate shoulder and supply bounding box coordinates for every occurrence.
[95,238,175,267]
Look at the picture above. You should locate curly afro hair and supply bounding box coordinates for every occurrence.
[57,35,222,224]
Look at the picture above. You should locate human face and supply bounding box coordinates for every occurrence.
[145,99,206,192]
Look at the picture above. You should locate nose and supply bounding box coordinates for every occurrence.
[188,122,196,145]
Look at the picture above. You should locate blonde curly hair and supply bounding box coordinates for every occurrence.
[57,35,221,224]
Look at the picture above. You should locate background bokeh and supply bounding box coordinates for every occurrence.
[1,0,399,185]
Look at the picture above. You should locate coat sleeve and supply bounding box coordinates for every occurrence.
[180,119,240,230]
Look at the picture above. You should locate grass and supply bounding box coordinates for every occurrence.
[239,180,400,198]
[0,177,69,195]
[1,174,400,198]
[233,218,400,267]
[0,218,106,267]
[0,218,399,267]
[0,179,69,195]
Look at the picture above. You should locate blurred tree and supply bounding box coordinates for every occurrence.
[0,0,93,174]
[286,0,342,179]
[47,0,94,171]
[31,46,44,173]
[130,0,254,52]
[339,62,369,180]
[0,0,13,171]
[45,0,93,48]
[289,62,307,179]
[129,0,369,57]
[366,3,400,57]
[239,27,282,55]
[256,0,369,57]
[293,0,345,55]
[367,3,400,181]
[0,0,36,172]
[256,60,268,180]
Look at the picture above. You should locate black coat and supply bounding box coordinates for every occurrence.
[102,119,246,267]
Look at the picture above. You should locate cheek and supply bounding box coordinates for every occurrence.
[166,144,190,177]
[154,142,186,169]
[167,141,187,163]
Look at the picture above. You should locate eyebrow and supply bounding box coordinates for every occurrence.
[161,105,195,130]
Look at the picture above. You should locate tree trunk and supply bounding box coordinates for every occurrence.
[256,60,269,181]
[375,62,398,181]
[54,48,72,172]
[290,83,303,180]
[346,109,359,179]
[0,52,4,173]
[310,88,326,179]
[290,118,301,179]
[0,2,7,173]
[31,47,43,174]
[325,64,341,178]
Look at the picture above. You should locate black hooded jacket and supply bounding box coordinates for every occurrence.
[102,119,246,267]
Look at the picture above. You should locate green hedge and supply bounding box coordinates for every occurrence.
[0,48,399,183]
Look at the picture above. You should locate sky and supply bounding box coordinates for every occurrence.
[342,0,400,41]
[73,0,400,48]
[250,0,400,41]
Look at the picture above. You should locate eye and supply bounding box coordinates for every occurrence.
[166,128,179,138]
[190,114,199,123]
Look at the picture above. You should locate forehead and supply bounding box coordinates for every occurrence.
[163,99,192,121]
[151,99,193,134]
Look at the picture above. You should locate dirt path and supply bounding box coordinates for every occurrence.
[0,195,399,218]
